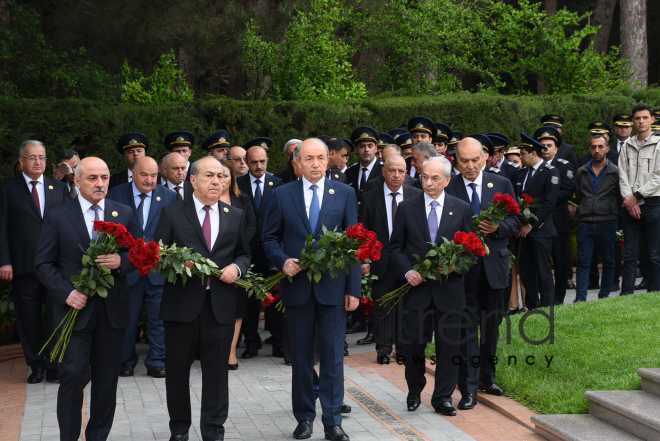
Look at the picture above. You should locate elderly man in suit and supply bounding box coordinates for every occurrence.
[35,157,135,441]
[0,140,68,383]
[108,156,177,378]
[156,156,250,441]
[446,137,520,409]
[262,138,360,441]
[360,155,421,363]
[388,155,472,416]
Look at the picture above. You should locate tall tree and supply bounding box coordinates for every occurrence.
[620,0,648,87]
[592,0,618,53]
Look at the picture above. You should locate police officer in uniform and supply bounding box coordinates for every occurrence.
[164,131,195,181]
[110,133,149,188]
[540,114,578,168]
[202,130,232,161]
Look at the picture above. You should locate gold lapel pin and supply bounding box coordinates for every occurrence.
[329,188,335,195]
[48,185,54,190]
[223,207,229,213]
[111,210,119,218]
[487,182,494,188]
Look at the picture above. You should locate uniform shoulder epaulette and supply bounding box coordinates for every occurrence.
[348,162,358,169]
[544,163,555,170]
[505,160,516,166]
[556,158,569,165]
[487,166,501,173]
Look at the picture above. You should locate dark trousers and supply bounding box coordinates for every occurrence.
[372,283,398,354]
[576,221,617,300]
[287,295,346,427]
[398,304,462,402]
[57,299,124,441]
[621,201,660,293]
[519,236,555,308]
[11,275,57,369]
[165,293,233,440]
[242,295,262,351]
[552,232,570,305]
[120,279,165,369]
[458,262,505,395]
[265,305,288,354]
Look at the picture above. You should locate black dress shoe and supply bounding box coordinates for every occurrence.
[432,399,457,416]
[228,363,239,371]
[264,336,273,345]
[293,420,313,439]
[119,367,134,377]
[340,403,352,414]
[272,346,285,358]
[169,433,188,441]
[406,392,421,411]
[479,383,504,396]
[356,333,374,345]
[46,369,59,383]
[346,321,365,334]
[376,353,390,365]
[240,348,258,359]
[343,341,349,357]
[147,367,166,378]
[284,356,292,366]
[458,394,477,410]
[324,425,349,441]
[395,353,405,365]
[27,367,44,384]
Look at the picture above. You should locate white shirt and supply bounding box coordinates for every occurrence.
[616,137,629,153]
[22,173,45,217]
[78,195,105,239]
[409,165,417,178]
[250,173,265,197]
[462,172,483,203]
[358,158,378,189]
[384,183,403,237]
[132,182,152,229]
[166,180,184,200]
[127,168,133,183]
[302,176,325,217]
[424,191,445,218]
[192,194,219,249]
[522,159,543,190]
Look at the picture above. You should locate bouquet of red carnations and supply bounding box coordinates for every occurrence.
[518,192,539,225]
[472,192,520,237]
[377,231,487,312]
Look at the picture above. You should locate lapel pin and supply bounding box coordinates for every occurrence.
[223,207,229,213]
[156,196,161,202]
[268,181,273,187]
[329,188,335,195]
[334,174,339,179]
[111,210,118,218]
[487,182,494,188]
[48,185,54,190]
[449,211,453,216]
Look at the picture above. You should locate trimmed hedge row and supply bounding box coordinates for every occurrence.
[1,91,657,178]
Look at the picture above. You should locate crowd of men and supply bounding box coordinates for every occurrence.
[0,104,659,441]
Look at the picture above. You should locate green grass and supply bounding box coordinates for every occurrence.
[495,293,660,414]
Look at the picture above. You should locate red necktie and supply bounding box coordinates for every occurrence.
[30,181,41,216]
[202,205,212,250]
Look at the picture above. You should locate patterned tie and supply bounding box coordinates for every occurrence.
[428,200,439,244]
[30,181,41,216]
[469,182,480,215]
[202,205,212,250]
[136,193,147,231]
[360,167,368,190]
[174,185,183,201]
[91,204,101,240]
[309,184,320,232]
[254,179,262,209]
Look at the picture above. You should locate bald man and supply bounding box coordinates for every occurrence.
[108,157,177,378]
[35,157,136,441]
[162,152,190,200]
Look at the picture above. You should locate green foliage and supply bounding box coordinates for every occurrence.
[120,50,194,104]
[242,0,366,100]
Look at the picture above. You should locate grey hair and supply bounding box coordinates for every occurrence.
[283,138,303,154]
[190,156,222,176]
[382,143,401,154]
[412,142,438,159]
[291,143,302,161]
[19,140,45,158]
[422,156,452,177]
[292,138,328,160]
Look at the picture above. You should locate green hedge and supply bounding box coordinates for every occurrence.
[1,91,658,178]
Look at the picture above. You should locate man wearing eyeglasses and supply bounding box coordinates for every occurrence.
[0,140,68,383]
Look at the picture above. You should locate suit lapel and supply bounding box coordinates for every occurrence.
[183,198,209,254]
[414,194,432,244]
[210,202,227,255]
[144,188,160,232]
[481,176,495,209]
[43,178,58,214]
[449,177,470,204]
[314,181,336,236]
[18,177,41,219]
[73,199,91,247]
[437,195,454,241]
[293,180,312,234]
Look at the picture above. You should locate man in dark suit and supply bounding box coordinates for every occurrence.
[514,134,560,308]
[446,138,520,409]
[0,140,68,383]
[326,137,351,182]
[156,156,250,441]
[388,155,472,416]
[109,133,148,188]
[108,157,177,378]
[161,152,191,201]
[345,126,382,194]
[35,157,135,441]
[262,138,360,441]
[610,114,633,165]
[360,155,421,363]
[236,144,283,359]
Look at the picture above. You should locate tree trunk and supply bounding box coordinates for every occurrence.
[620,0,648,88]
[592,0,618,53]
[544,0,558,15]
[0,0,9,26]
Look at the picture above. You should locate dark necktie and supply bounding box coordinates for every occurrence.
[174,185,183,201]
[202,205,212,250]
[254,179,262,209]
[30,181,41,216]
[136,193,147,231]
[428,200,439,244]
[390,191,399,221]
[360,167,368,190]
[469,182,480,215]
[309,184,320,232]
[91,204,101,240]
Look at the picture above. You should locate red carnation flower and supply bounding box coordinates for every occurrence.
[128,238,161,277]
[521,193,534,205]
[493,192,521,215]
[453,231,487,257]
[262,292,280,309]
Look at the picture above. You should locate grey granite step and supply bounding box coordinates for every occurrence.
[639,368,660,398]
[586,390,660,440]
[532,414,643,441]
